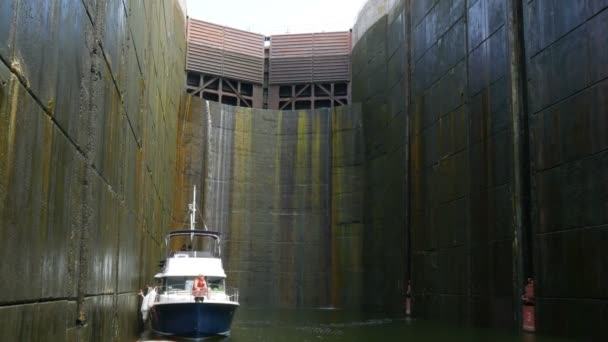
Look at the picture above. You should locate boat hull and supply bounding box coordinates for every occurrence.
[150,302,238,338]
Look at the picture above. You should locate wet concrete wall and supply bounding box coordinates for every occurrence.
[0,0,186,340]
[330,105,365,309]
[351,0,410,313]
[524,1,608,338]
[410,0,515,329]
[352,0,607,338]
[173,99,365,309]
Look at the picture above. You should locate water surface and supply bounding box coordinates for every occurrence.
[140,308,573,342]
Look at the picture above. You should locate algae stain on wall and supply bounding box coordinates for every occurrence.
[174,100,364,309]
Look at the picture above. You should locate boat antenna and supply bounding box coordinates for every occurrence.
[189,186,197,244]
[188,185,208,238]
[189,185,197,231]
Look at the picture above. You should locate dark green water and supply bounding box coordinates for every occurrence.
[139,309,574,342]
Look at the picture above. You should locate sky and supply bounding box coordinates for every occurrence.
[185,0,369,35]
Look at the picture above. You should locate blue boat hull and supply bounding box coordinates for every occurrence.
[150,302,238,338]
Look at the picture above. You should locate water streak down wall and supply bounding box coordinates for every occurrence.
[173,99,365,308]
[352,0,608,338]
[0,0,186,340]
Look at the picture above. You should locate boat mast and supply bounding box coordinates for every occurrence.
[189,185,196,231]
[189,186,196,244]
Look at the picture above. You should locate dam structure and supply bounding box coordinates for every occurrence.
[0,0,607,341]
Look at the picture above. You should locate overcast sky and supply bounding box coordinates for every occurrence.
[185,0,368,35]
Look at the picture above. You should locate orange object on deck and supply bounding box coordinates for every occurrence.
[192,276,208,297]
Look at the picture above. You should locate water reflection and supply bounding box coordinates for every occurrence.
[138,308,572,342]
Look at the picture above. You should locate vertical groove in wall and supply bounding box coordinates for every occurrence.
[325,108,334,308]
[507,0,530,329]
[463,0,472,324]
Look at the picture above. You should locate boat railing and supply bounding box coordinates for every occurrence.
[225,286,239,303]
[170,251,216,258]
[155,284,239,303]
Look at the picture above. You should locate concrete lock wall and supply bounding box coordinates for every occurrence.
[173,98,365,309]
[409,0,514,328]
[1,0,607,339]
[524,1,608,338]
[0,0,186,340]
[352,0,410,313]
[352,0,608,338]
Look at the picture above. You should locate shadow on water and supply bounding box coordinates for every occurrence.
[138,308,575,342]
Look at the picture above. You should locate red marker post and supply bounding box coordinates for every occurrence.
[522,278,535,332]
[405,281,412,316]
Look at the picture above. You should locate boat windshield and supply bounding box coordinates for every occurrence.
[162,277,225,292]
[164,276,194,291]
[168,234,220,258]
